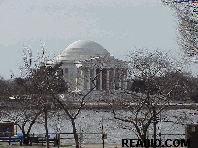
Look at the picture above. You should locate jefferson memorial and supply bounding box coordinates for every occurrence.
[53,40,130,92]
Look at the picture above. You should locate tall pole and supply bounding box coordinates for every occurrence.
[159,111,161,148]
[153,106,156,148]
[45,108,49,148]
[102,116,104,148]
[57,111,60,148]
[79,117,82,148]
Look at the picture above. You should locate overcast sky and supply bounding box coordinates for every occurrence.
[0,0,196,79]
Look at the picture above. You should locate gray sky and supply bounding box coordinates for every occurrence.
[0,0,195,79]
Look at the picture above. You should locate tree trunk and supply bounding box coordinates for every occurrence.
[22,126,29,145]
[22,130,28,145]
[140,135,150,148]
[71,118,79,148]
[27,110,42,135]
[45,109,49,148]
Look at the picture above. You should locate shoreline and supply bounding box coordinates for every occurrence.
[0,143,187,148]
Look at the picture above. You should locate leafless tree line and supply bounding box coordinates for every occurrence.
[0,46,198,148]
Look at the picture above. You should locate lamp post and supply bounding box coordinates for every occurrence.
[153,106,157,148]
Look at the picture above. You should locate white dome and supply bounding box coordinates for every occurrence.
[58,40,110,61]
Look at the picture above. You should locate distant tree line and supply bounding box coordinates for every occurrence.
[130,71,198,102]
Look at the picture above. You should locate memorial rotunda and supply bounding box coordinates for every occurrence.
[56,40,129,92]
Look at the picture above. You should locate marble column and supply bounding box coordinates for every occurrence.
[81,69,84,90]
[96,68,100,90]
[102,68,107,90]
[107,69,109,90]
[84,68,87,90]
[87,68,90,90]
[90,68,93,90]
[100,69,102,90]
[93,68,96,90]
[112,68,115,90]
[76,68,80,91]
[115,68,119,90]
[124,69,128,89]
[121,70,124,90]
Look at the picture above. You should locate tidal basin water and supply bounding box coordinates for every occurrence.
[14,109,198,144]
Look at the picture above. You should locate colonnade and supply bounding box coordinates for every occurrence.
[80,67,128,90]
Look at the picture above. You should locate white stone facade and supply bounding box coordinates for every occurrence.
[56,40,130,92]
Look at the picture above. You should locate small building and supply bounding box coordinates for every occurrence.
[0,122,14,137]
[185,124,198,148]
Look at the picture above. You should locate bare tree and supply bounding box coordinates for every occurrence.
[2,90,42,138]
[109,50,185,148]
[7,43,67,148]
[0,74,39,142]
[14,42,100,148]
[50,90,93,148]
[49,55,118,148]
[1,77,43,145]
[28,64,66,148]
[50,62,106,148]
[162,0,198,57]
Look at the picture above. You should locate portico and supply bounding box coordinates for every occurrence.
[56,40,129,92]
